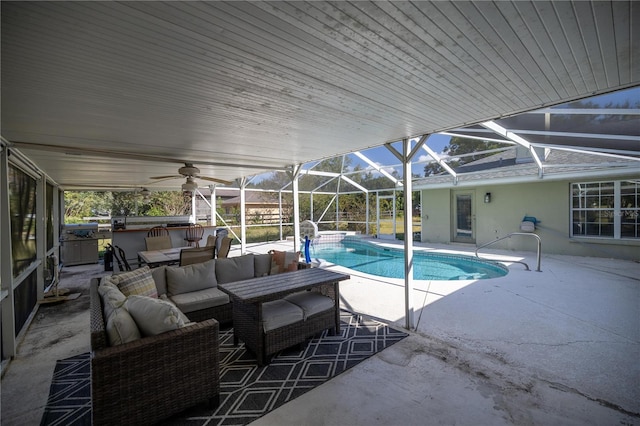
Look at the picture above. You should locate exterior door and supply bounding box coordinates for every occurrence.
[453,191,475,243]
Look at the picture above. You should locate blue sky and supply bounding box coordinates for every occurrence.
[348,133,451,178]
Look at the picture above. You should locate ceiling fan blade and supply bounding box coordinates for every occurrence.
[150,175,182,180]
[199,176,233,185]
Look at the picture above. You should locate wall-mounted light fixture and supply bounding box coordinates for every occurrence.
[484,192,491,203]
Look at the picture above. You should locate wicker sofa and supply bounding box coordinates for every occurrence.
[146,252,303,325]
[149,260,233,324]
[89,279,220,426]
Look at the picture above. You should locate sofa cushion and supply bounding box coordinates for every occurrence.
[169,287,230,314]
[216,254,255,284]
[262,299,304,332]
[285,291,334,320]
[254,253,272,277]
[270,250,300,275]
[98,280,126,319]
[124,295,189,337]
[111,266,158,298]
[105,305,141,346]
[151,266,168,296]
[98,283,140,346]
[166,259,216,296]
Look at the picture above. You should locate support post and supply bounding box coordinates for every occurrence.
[239,178,247,254]
[402,139,415,330]
[290,166,302,251]
[385,136,426,330]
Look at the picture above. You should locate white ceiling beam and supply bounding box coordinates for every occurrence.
[353,151,401,186]
[481,121,545,177]
[422,138,458,184]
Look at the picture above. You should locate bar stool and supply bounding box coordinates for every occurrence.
[184,224,204,247]
[147,226,169,237]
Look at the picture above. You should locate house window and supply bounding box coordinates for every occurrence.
[621,180,640,238]
[571,180,639,239]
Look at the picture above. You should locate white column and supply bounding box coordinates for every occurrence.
[239,179,247,254]
[210,186,216,227]
[291,166,302,251]
[402,139,415,330]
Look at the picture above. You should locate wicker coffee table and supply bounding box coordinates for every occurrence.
[218,267,350,365]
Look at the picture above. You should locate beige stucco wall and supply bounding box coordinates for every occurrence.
[421,177,640,261]
[420,188,451,243]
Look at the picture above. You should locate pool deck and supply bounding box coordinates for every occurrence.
[2,239,639,425]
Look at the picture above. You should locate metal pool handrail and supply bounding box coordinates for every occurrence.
[475,233,542,272]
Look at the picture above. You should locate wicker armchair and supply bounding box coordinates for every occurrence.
[89,279,220,426]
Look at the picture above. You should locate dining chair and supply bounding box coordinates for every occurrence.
[147,226,170,237]
[145,235,172,251]
[179,246,215,266]
[216,237,232,259]
[205,234,217,247]
[184,224,205,247]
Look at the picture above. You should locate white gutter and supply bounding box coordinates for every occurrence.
[412,165,640,191]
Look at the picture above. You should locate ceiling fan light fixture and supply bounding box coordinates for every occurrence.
[182,178,198,192]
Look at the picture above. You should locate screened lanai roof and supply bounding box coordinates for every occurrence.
[1,1,638,191]
[243,87,639,194]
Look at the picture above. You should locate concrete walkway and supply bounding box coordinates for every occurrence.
[2,240,639,425]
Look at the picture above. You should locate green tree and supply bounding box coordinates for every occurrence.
[145,191,191,216]
[64,191,112,222]
[64,190,192,222]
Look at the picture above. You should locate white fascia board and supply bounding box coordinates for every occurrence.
[413,165,640,191]
[530,108,640,115]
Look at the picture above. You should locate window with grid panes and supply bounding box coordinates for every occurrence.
[571,180,639,239]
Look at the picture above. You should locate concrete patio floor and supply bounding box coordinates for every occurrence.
[1,240,639,425]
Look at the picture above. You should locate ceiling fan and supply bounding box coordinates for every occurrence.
[150,163,232,191]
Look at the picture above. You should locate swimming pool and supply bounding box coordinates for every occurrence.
[307,238,508,280]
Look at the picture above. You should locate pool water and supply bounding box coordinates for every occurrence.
[308,239,508,280]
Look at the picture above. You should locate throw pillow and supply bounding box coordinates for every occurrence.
[111,266,158,298]
[215,254,255,284]
[165,259,216,296]
[124,295,189,337]
[270,250,300,275]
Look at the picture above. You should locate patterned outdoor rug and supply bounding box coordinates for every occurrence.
[41,311,407,426]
